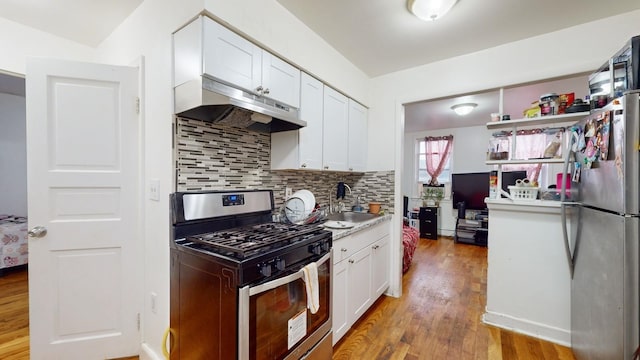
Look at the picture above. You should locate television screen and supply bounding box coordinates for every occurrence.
[501,171,528,192]
[452,172,489,210]
[452,171,530,210]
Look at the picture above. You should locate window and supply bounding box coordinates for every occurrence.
[417,137,453,185]
[499,129,562,187]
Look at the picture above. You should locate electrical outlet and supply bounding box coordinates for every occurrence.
[149,179,160,201]
[285,187,293,198]
[150,292,157,314]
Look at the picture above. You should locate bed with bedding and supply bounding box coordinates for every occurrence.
[0,215,28,271]
[402,223,419,274]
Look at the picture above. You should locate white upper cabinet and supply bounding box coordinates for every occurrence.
[322,86,349,171]
[271,72,323,170]
[261,52,301,108]
[297,73,324,169]
[202,17,262,93]
[348,99,368,172]
[176,16,300,108]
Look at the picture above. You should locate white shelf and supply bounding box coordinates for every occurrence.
[486,111,589,130]
[486,158,564,165]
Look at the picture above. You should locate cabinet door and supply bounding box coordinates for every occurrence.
[261,52,301,108]
[322,86,349,171]
[347,99,367,172]
[202,18,261,93]
[371,235,390,298]
[419,207,438,240]
[298,73,323,169]
[348,247,372,323]
[332,259,349,345]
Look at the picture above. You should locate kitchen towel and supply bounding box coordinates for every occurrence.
[301,262,319,314]
[337,182,345,199]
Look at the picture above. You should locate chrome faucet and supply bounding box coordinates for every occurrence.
[328,183,352,213]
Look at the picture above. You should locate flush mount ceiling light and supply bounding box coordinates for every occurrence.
[407,0,458,21]
[451,103,477,116]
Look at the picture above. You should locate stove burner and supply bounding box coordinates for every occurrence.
[186,222,324,259]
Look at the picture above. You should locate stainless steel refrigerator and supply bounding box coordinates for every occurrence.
[561,91,640,359]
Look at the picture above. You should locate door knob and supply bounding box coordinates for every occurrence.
[28,226,47,238]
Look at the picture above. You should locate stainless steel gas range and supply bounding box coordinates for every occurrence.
[170,190,333,360]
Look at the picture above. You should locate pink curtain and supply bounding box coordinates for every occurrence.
[425,135,453,186]
[502,130,547,182]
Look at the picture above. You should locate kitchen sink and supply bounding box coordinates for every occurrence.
[325,211,378,223]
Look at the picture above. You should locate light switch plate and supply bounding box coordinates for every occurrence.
[149,179,160,201]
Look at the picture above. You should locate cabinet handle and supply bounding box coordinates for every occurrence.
[349,167,353,171]
[301,163,307,168]
[324,166,329,170]
[341,248,347,252]
[372,245,380,250]
[255,85,264,94]
[263,88,270,95]
[348,259,354,264]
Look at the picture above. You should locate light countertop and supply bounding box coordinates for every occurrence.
[322,214,392,241]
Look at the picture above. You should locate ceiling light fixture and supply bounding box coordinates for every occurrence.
[451,103,477,116]
[407,0,458,21]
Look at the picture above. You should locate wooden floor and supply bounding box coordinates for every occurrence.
[333,236,576,360]
[0,267,29,360]
[0,237,574,360]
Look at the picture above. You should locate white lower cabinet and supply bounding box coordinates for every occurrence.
[332,259,349,342]
[332,220,390,345]
[371,235,390,298]
[348,247,373,321]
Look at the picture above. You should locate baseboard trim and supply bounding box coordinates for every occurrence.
[482,311,571,347]
[140,343,163,360]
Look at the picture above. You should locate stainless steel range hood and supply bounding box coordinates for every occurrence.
[174,76,305,133]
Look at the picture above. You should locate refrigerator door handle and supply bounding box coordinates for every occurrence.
[561,202,576,278]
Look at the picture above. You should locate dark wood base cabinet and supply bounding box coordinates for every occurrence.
[419,207,438,240]
[170,249,239,359]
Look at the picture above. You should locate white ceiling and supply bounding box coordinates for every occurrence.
[275,0,640,132]
[0,0,144,47]
[0,0,638,131]
[276,0,640,77]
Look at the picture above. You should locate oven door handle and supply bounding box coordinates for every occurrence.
[248,252,331,296]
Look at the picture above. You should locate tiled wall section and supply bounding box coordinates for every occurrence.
[176,118,395,213]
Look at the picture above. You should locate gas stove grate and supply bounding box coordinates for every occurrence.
[186,222,323,259]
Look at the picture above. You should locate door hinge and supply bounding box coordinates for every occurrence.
[137,313,141,331]
[136,97,140,114]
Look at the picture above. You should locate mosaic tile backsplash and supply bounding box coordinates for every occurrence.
[175,117,395,213]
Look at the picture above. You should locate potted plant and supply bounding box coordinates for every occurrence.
[422,185,444,207]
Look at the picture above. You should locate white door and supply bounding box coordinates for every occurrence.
[26,58,142,359]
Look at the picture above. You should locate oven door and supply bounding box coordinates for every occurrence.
[238,252,332,360]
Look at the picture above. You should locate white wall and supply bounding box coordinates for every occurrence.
[94,1,370,358]
[369,10,640,173]
[0,93,27,216]
[0,17,94,75]
[375,12,640,301]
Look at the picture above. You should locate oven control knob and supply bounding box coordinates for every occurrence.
[309,243,322,255]
[259,263,272,277]
[321,242,330,252]
[275,258,286,271]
